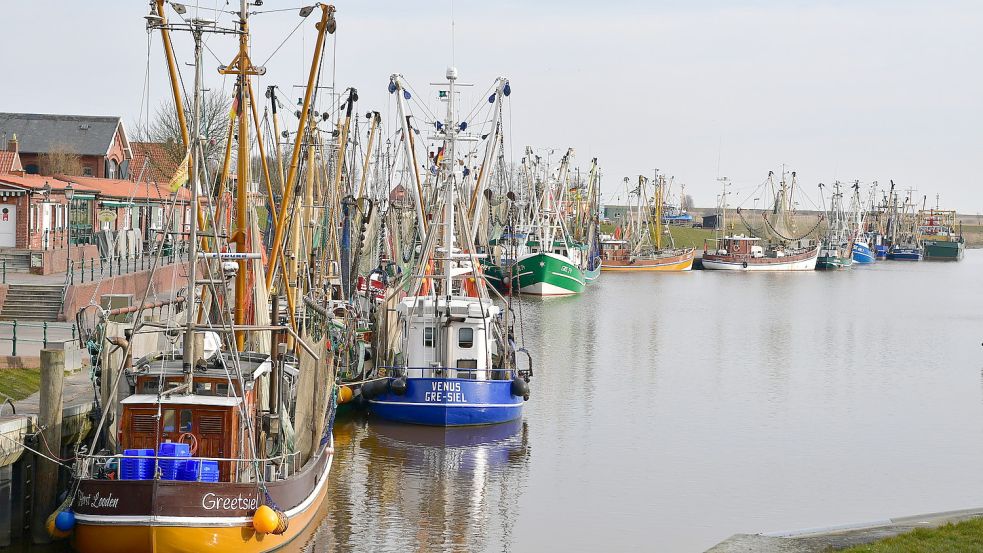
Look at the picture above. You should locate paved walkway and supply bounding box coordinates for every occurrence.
[707,508,983,552]
[11,369,96,417]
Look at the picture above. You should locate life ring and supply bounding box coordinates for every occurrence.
[178,432,199,456]
[742,261,748,269]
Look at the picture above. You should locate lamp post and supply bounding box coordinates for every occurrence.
[64,182,75,273]
[41,182,52,250]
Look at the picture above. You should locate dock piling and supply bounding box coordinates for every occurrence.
[31,349,65,544]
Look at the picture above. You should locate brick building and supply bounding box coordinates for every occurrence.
[0,112,132,178]
[0,137,190,253]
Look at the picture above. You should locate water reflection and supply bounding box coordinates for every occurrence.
[305,415,530,553]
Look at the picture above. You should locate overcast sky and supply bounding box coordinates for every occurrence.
[1,1,980,211]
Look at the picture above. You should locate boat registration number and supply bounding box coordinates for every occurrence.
[425,381,467,403]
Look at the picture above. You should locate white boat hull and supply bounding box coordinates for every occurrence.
[701,255,818,271]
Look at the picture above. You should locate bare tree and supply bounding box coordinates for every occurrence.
[39,143,83,176]
[684,194,695,211]
[131,90,232,169]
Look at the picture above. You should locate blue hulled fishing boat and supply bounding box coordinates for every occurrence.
[852,240,876,263]
[886,245,922,261]
[365,68,532,426]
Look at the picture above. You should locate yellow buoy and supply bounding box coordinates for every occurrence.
[338,385,353,404]
[252,505,279,534]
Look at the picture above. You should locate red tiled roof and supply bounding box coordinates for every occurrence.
[0,151,23,174]
[0,173,99,194]
[130,141,180,184]
[66,175,191,202]
[0,173,190,202]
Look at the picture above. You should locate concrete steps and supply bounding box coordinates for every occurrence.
[0,284,64,321]
[0,251,31,274]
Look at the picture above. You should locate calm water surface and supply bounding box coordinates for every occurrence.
[43,253,983,553]
[302,251,983,552]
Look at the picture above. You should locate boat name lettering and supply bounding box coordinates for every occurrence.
[425,381,466,403]
[75,490,120,510]
[201,492,260,511]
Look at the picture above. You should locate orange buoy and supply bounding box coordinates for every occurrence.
[252,505,279,534]
[338,385,353,404]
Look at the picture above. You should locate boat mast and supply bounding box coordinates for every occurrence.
[183,19,206,378]
[442,67,458,302]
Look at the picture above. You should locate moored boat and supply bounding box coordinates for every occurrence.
[702,235,819,271]
[918,209,965,261]
[702,170,820,272]
[364,68,532,426]
[816,182,854,270]
[852,240,876,263]
[69,3,343,550]
[515,249,586,295]
[886,245,922,261]
[600,173,695,272]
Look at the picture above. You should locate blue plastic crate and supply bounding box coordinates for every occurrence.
[120,449,155,480]
[158,443,191,480]
[179,460,219,483]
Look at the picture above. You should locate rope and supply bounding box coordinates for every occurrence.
[0,432,70,468]
[760,210,824,242]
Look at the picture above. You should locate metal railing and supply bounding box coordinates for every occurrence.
[381,365,518,380]
[0,242,191,285]
[75,450,303,483]
[0,321,76,356]
[65,241,192,286]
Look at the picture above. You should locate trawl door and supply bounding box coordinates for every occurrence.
[0,205,15,247]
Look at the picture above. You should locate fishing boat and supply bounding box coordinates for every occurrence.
[850,182,876,264]
[64,5,345,552]
[918,208,965,261]
[601,174,694,271]
[363,69,532,426]
[885,189,922,261]
[702,170,819,271]
[566,157,604,283]
[515,148,588,295]
[816,182,854,270]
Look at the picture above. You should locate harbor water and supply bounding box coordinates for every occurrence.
[34,252,983,552]
[309,251,983,552]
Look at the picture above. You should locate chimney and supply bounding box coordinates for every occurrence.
[6,134,16,154]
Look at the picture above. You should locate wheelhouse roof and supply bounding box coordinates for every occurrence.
[121,394,243,407]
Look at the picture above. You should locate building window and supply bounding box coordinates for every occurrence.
[107,159,119,179]
[459,327,474,348]
[25,164,39,175]
[423,327,434,348]
[82,166,94,177]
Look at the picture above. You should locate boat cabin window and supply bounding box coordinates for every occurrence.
[139,379,183,394]
[457,359,478,379]
[459,327,474,348]
[162,409,175,433]
[423,327,435,348]
[180,409,193,432]
[161,408,194,433]
[137,377,235,397]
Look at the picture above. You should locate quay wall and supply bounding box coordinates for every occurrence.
[31,245,100,275]
[61,260,192,320]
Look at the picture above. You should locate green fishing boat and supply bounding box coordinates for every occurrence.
[515,248,586,296]
[918,209,965,260]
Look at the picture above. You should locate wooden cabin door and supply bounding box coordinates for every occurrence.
[195,409,233,481]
